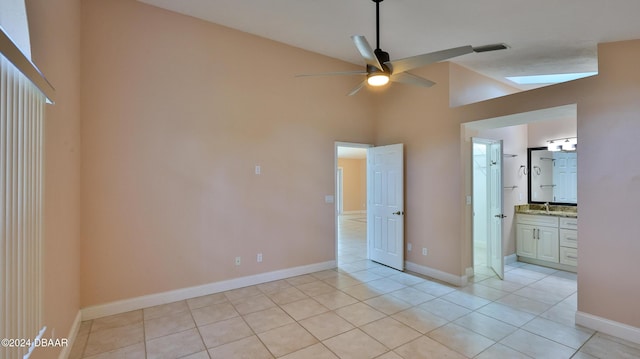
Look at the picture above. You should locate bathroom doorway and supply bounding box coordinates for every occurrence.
[473,138,504,279]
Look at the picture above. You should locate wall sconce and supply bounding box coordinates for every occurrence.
[547,137,577,151]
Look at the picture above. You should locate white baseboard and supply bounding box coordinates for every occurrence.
[576,311,640,345]
[58,310,82,359]
[504,253,517,265]
[405,261,467,287]
[82,260,336,320]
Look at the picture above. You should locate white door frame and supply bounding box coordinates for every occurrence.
[488,140,504,279]
[336,167,344,215]
[334,142,373,264]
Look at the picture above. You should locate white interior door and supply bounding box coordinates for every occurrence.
[367,144,404,271]
[488,141,504,279]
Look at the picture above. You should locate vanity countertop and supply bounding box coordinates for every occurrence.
[515,204,578,218]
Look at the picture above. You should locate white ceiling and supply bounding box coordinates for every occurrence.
[139,0,640,89]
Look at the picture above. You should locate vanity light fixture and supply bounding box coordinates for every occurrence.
[547,137,577,152]
[547,141,563,152]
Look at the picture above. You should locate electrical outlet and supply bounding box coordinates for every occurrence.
[407,243,412,251]
[235,256,241,265]
[255,165,261,175]
[422,248,428,256]
[257,253,263,262]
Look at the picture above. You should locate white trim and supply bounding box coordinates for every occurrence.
[58,311,82,359]
[405,261,468,287]
[575,311,640,345]
[82,261,336,320]
[504,253,517,265]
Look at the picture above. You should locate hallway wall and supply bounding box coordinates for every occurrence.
[337,158,367,212]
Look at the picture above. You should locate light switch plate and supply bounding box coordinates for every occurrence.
[325,195,334,203]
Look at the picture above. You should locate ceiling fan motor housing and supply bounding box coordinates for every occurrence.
[371,48,391,74]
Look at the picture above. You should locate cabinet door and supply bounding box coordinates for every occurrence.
[537,226,560,262]
[516,224,537,259]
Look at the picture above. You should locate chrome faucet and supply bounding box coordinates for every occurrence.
[544,202,550,213]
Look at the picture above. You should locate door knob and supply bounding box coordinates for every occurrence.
[392,211,404,215]
[494,214,507,218]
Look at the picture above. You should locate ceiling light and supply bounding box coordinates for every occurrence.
[367,73,389,87]
[506,72,598,85]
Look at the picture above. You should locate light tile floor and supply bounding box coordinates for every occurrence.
[69,214,640,358]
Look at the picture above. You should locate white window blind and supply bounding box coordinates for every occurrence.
[1,26,50,359]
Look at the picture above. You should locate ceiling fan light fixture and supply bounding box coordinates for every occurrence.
[367,73,390,86]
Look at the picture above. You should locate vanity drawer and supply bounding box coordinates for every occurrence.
[560,246,578,266]
[560,229,578,248]
[560,217,578,229]
[517,214,559,227]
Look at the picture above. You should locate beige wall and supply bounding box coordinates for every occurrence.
[376,40,640,330]
[528,116,577,147]
[449,62,520,107]
[23,0,640,339]
[375,62,464,275]
[455,40,640,328]
[373,62,519,276]
[337,158,367,212]
[26,0,82,358]
[79,0,376,307]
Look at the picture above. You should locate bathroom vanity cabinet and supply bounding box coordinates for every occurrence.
[516,213,578,271]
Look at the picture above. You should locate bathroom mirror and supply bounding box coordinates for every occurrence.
[528,147,577,205]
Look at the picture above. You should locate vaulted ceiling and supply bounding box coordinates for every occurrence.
[139,0,640,89]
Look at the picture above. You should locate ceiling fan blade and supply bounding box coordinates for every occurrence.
[387,45,474,74]
[351,35,383,71]
[391,72,436,88]
[347,81,366,96]
[295,70,367,78]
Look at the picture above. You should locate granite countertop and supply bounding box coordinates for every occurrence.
[515,204,578,218]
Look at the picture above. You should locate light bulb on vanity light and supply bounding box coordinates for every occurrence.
[562,138,577,151]
[547,141,563,152]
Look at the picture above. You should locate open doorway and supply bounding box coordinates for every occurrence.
[473,138,504,279]
[335,143,370,267]
[464,104,578,282]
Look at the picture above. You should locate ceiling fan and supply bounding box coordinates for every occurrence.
[297,0,509,96]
